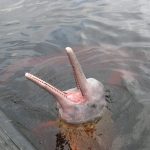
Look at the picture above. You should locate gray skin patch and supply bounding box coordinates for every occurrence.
[58,78,107,124]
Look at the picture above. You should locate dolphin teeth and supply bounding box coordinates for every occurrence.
[25,73,67,98]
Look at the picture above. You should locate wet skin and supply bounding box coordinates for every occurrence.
[25,47,106,124]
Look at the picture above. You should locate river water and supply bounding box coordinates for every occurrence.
[0,0,150,150]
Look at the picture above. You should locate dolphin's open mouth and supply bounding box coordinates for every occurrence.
[25,72,85,104]
[25,47,88,106]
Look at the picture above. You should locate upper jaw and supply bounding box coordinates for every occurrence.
[65,47,88,98]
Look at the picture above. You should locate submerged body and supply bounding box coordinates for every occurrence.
[59,108,113,150]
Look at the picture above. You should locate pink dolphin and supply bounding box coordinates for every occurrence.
[25,47,106,124]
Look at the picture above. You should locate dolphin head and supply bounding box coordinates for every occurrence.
[25,47,106,124]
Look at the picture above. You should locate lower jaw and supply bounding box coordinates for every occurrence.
[59,107,107,125]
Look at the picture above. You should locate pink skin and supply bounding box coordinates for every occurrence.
[25,47,106,124]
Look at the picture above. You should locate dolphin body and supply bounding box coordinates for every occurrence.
[25,47,107,124]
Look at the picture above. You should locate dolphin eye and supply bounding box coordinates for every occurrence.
[90,104,97,108]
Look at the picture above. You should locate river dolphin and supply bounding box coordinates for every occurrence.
[25,47,107,124]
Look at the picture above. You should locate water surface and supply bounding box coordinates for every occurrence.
[0,0,150,150]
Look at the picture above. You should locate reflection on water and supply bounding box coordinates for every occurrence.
[0,0,150,150]
[58,108,113,150]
